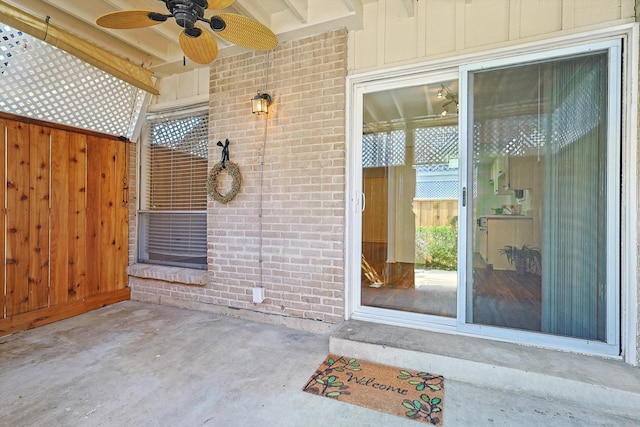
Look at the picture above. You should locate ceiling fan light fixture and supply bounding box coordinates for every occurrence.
[148,12,169,22]
[252,91,271,115]
[210,16,226,32]
[185,27,202,37]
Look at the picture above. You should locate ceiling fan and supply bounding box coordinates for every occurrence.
[96,0,278,64]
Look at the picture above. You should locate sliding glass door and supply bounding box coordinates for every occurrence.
[462,42,620,352]
[350,39,622,355]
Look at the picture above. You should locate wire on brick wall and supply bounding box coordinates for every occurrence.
[258,51,270,289]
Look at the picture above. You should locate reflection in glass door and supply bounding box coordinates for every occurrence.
[360,81,459,317]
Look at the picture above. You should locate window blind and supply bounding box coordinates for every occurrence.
[138,110,208,269]
[145,113,208,210]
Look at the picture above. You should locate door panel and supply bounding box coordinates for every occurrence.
[466,47,619,344]
[360,81,459,318]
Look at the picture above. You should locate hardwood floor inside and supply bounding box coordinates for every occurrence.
[361,265,542,332]
[472,267,541,332]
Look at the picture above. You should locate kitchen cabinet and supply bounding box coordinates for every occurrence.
[483,216,533,270]
[489,155,535,194]
[490,156,509,194]
[508,155,534,189]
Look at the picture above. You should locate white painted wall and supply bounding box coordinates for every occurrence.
[149,67,210,109]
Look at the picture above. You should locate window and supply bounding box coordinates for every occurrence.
[138,110,209,269]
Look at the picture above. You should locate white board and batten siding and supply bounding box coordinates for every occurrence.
[349,0,637,73]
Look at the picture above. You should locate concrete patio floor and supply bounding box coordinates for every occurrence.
[0,300,638,426]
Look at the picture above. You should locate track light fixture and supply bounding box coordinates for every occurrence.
[438,84,458,117]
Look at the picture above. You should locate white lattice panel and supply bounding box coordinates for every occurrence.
[362,129,406,168]
[474,115,547,159]
[149,113,209,159]
[414,125,459,165]
[0,23,144,138]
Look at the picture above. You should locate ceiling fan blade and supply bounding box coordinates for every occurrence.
[213,13,278,51]
[96,10,164,29]
[207,0,236,9]
[179,29,219,64]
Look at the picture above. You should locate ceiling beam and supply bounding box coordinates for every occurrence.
[423,86,435,117]
[364,103,380,124]
[233,1,271,26]
[390,92,405,121]
[343,0,368,13]
[342,0,356,12]
[282,0,308,23]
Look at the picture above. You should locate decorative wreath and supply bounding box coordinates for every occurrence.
[207,161,242,204]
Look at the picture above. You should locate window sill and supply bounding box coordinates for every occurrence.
[127,263,208,287]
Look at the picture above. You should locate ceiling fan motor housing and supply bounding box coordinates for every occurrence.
[166,0,206,29]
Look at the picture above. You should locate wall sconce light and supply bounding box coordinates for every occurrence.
[251,91,271,115]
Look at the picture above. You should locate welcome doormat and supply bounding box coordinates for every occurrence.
[303,355,444,425]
